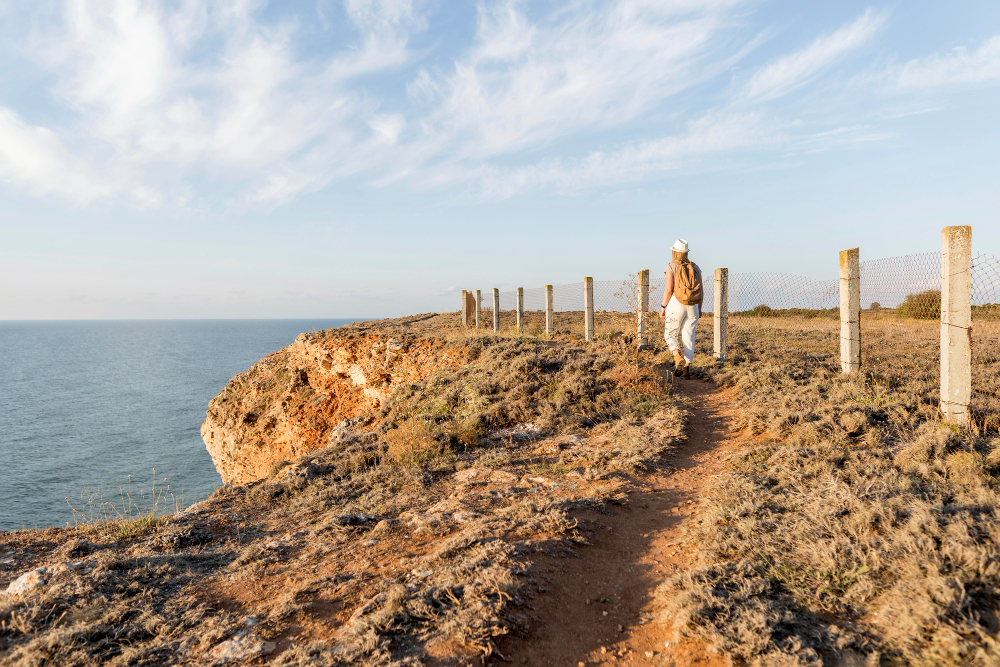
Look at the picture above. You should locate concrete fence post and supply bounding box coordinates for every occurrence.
[492,288,500,333]
[475,290,482,329]
[637,269,650,349]
[941,226,972,427]
[839,248,861,373]
[461,289,468,327]
[584,277,595,342]
[545,285,554,335]
[516,287,524,334]
[714,268,728,361]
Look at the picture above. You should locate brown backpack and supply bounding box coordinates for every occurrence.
[674,261,703,306]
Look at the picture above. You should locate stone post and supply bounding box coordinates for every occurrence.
[840,248,861,373]
[714,268,728,361]
[475,290,482,329]
[637,269,650,349]
[516,287,524,334]
[941,226,972,427]
[461,290,468,328]
[493,288,500,333]
[584,277,594,342]
[545,285,554,335]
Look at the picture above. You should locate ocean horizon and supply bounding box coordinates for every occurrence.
[0,318,361,531]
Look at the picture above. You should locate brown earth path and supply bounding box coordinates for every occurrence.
[493,378,743,666]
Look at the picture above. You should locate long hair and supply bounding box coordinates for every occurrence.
[672,249,689,263]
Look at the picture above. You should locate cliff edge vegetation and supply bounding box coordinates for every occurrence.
[0,312,684,666]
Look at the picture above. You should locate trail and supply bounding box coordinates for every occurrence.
[494,378,742,666]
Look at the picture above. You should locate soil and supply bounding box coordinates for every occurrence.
[494,378,740,666]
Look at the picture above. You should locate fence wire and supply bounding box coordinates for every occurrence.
[859,252,942,406]
[471,250,999,429]
[973,252,1000,429]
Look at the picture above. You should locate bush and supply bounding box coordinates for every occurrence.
[747,304,775,317]
[895,289,940,319]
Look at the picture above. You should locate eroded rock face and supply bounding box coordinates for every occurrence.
[201,332,459,484]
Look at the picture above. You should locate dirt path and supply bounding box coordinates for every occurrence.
[494,378,743,666]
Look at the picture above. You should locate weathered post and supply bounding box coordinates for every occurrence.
[492,288,500,333]
[461,290,468,328]
[545,285,554,335]
[516,287,524,334]
[839,248,861,373]
[584,277,595,342]
[637,269,650,349]
[475,290,482,329]
[941,226,972,427]
[714,268,728,361]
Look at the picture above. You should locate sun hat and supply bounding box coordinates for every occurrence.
[671,239,689,253]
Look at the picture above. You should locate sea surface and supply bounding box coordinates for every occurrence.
[0,319,358,531]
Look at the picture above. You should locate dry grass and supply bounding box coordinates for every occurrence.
[657,321,1000,666]
[1,313,684,666]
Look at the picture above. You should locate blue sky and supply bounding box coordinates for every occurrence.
[1,0,999,319]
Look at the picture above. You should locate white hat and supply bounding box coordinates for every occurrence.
[671,238,689,253]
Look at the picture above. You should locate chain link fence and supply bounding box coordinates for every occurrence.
[472,248,999,429]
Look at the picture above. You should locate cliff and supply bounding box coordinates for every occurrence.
[201,330,463,484]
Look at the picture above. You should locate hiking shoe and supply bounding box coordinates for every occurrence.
[682,365,691,379]
[672,350,685,373]
[673,352,686,377]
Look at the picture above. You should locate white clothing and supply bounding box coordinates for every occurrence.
[664,296,699,363]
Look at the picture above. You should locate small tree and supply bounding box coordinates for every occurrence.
[895,289,940,320]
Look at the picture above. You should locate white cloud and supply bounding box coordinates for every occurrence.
[424,112,775,198]
[2,1,997,209]
[0,107,118,203]
[417,0,751,160]
[6,0,420,207]
[368,113,405,143]
[896,35,1000,89]
[742,8,885,101]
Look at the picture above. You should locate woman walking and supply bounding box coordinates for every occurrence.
[659,239,704,377]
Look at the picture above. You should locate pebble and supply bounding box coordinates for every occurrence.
[209,633,275,664]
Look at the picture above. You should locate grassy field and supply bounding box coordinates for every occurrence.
[655,315,1000,666]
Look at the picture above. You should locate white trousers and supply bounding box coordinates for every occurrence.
[664,296,699,363]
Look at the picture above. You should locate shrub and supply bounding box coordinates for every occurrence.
[895,289,940,319]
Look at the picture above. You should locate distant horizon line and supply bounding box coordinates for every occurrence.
[0,317,376,323]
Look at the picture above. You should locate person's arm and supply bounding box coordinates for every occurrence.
[660,269,674,319]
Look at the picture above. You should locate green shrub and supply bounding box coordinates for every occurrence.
[895,289,940,319]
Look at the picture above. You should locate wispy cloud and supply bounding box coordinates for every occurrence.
[422,112,775,198]
[0,108,119,204]
[0,2,997,208]
[741,8,885,101]
[895,35,1000,89]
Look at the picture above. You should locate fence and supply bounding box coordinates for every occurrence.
[460,227,999,430]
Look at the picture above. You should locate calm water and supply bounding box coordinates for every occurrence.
[0,319,357,531]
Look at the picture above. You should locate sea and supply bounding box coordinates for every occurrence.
[0,319,358,532]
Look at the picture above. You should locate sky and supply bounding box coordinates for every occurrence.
[1,0,999,319]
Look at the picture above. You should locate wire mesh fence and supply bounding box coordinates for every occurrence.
[973,252,1000,429]
[468,247,999,430]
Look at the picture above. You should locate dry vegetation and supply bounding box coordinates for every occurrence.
[658,319,1000,666]
[0,313,683,666]
[4,305,998,666]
